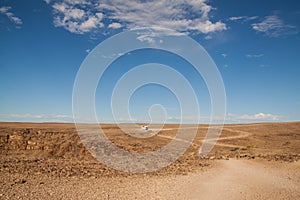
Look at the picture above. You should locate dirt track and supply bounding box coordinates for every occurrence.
[183,159,300,200]
[157,126,252,149]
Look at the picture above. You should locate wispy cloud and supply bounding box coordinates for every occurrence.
[0,6,22,26]
[204,35,212,40]
[0,112,285,124]
[246,54,264,58]
[163,112,284,124]
[259,64,269,68]
[229,15,258,23]
[47,0,227,35]
[221,53,227,58]
[226,112,284,122]
[0,114,74,122]
[44,0,51,4]
[252,15,298,37]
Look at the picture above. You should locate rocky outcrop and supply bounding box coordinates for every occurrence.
[0,128,91,159]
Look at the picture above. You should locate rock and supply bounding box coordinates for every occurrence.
[221,156,229,160]
[15,179,26,184]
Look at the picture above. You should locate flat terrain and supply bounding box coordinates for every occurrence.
[0,122,299,199]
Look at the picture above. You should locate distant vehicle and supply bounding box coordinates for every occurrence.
[141,125,149,130]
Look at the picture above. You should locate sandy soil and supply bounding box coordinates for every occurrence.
[0,122,299,199]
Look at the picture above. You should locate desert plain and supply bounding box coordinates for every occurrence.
[0,122,299,199]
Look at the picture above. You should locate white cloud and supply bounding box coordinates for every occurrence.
[229,16,258,22]
[226,113,283,122]
[189,20,226,34]
[229,16,243,21]
[221,53,227,58]
[96,12,103,20]
[0,6,22,25]
[52,2,104,34]
[246,54,264,58]
[47,0,227,35]
[0,114,74,122]
[108,22,122,29]
[204,35,212,40]
[0,112,284,123]
[80,16,103,30]
[0,6,9,13]
[137,33,156,44]
[252,15,297,37]
[67,8,85,19]
[163,112,284,123]
[44,0,51,4]
[240,113,281,121]
[63,0,91,5]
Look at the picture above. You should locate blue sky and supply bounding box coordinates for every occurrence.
[0,0,299,123]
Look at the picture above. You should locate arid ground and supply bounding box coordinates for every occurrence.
[0,122,299,199]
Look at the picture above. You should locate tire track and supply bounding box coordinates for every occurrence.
[156,126,252,149]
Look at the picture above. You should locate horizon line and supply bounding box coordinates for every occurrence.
[0,120,299,125]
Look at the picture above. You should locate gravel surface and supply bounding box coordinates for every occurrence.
[1,159,299,200]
